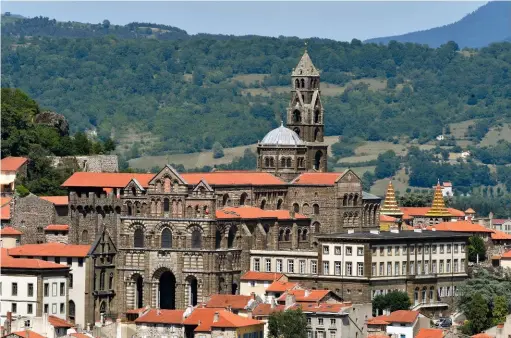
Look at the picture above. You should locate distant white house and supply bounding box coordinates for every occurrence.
[436,135,445,141]
[461,151,471,159]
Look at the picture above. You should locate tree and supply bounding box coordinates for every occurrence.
[375,150,400,179]
[268,308,307,338]
[362,171,376,191]
[468,236,486,263]
[492,295,508,326]
[102,19,110,29]
[372,291,411,315]
[212,142,224,159]
[465,293,489,334]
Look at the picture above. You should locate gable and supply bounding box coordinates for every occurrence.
[336,169,361,184]
[124,178,145,192]
[89,229,117,256]
[192,179,214,193]
[149,164,188,186]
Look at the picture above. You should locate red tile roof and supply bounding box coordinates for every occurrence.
[240,271,284,281]
[400,207,465,219]
[491,230,511,240]
[416,328,444,338]
[382,310,419,324]
[266,281,299,293]
[40,196,69,205]
[0,197,11,221]
[181,171,284,186]
[277,289,330,303]
[501,250,511,259]
[205,295,252,310]
[0,197,11,207]
[7,330,45,338]
[44,224,70,232]
[9,243,90,258]
[493,219,511,225]
[0,226,22,235]
[1,248,68,270]
[291,302,351,314]
[135,309,185,324]
[427,221,493,233]
[62,172,154,188]
[380,214,397,222]
[216,206,307,220]
[183,308,262,332]
[291,172,344,185]
[48,315,74,328]
[1,157,28,171]
[367,317,390,325]
[252,303,286,316]
[465,208,476,214]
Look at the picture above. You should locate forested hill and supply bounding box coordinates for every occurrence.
[1,15,511,157]
[365,1,511,48]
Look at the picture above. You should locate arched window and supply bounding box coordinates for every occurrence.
[109,272,114,290]
[215,229,222,249]
[222,194,229,207]
[313,222,320,233]
[265,157,270,168]
[301,79,305,88]
[164,198,170,213]
[81,230,89,243]
[240,193,248,206]
[260,200,266,210]
[313,204,320,215]
[228,226,236,248]
[295,79,300,88]
[164,177,171,193]
[127,202,133,216]
[100,269,105,290]
[69,300,76,319]
[342,194,348,206]
[302,229,308,241]
[314,128,320,141]
[277,199,283,210]
[278,229,284,241]
[134,228,144,248]
[314,110,320,123]
[314,151,323,170]
[280,157,286,168]
[191,229,202,249]
[286,158,292,168]
[293,203,300,213]
[135,202,141,215]
[293,110,301,123]
[186,206,193,218]
[293,128,301,137]
[270,157,275,167]
[353,194,359,206]
[302,203,310,214]
[161,228,172,248]
[284,228,291,241]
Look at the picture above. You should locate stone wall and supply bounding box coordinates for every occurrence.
[52,155,119,173]
[45,232,69,244]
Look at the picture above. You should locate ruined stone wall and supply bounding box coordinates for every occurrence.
[11,195,58,244]
[52,155,119,173]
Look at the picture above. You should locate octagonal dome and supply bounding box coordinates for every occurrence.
[260,123,304,146]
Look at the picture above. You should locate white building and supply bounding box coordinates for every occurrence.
[367,310,428,338]
[239,271,287,298]
[0,248,70,326]
[8,243,91,329]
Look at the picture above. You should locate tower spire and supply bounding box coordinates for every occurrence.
[425,181,452,217]
[380,181,403,217]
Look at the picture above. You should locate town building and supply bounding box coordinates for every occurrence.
[0,249,70,326]
[204,294,260,317]
[367,310,429,338]
[3,312,75,338]
[7,243,92,329]
[1,196,12,226]
[239,271,287,297]
[0,227,22,248]
[0,157,28,195]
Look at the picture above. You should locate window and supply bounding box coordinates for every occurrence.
[454,244,459,253]
[60,282,65,296]
[265,259,272,272]
[323,246,329,254]
[432,260,437,273]
[440,260,444,273]
[372,247,376,256]
[410,262,415,275]
[69,274,73,288]
[44,304,48,314]
[288,260,294,273]
[410,245,415,254]
[78,258,84,267]
[12,303,17,313]
[276,259,283,273]
[308,332,312,338]
[447,244,452,254]
[461,244,466,253]
[461,259,466,272]
[323,261,330,275]
[402,246,407,254]
[330,318,336,326]
[335,262,342,275]
[191,229,202,249]
[372,263,376,276]
[357,247,363,256]
[417,261,422,275]
[417,246,422,254]
[334,246,341,255]
[67,257,72,265]
[395,262,399,276]
[387,262,392,276]
[52,304,57,314]
[346,247,352,256]
[357,262,364,276]
[440,244,445,254]
[253,258,260,272]
[402,262,407,275]
[379,247,384,256]
[387,247,392,256]
[454,259,459,273]
[447,259,451,273]
[307,317,311,325]
[432,245,437,254]
[12,283,17,296]
[26,283,33,297]
[425,245,430,254]
[60,303,65,314]
[44,283,49,297]
[27,304,33,314]
[330,332,336,338]
[379,263,384,276]
[55,257,61,264]
[134,228,144,248]
[424,261,429,274]
[299,260,306,274]
[318,318,324,325]
[395,246,400,255]
[249,281,256,287]
[52,283,57,297]
[311,260,317,274]
[161,228,172,249]
[346,262,352,276]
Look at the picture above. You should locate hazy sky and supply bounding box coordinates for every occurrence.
[2,1,486,41]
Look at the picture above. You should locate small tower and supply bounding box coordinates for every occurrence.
[380,181,404,218]
[426,181,452,218]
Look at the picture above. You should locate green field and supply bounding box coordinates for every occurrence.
[480,123,511,146]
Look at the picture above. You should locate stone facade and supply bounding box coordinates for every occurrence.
[51,155,119,173]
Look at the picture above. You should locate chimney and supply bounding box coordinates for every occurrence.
[213,312,220,323]
[285,294,295,308]
[251,292,256,300]
[247,309,253,319]
[270,299,276,309]
[304,289,311,298]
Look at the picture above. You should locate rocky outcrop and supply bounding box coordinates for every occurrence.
[34,110,69,136]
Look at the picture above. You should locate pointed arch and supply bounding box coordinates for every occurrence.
[300,78,305,88]
[314,110,320,123]
[313,204,320,215]
[295,79,300,88]
[265,157,270,168]
[277,199,283,210]
[284,228,291,241]
[314,150,323,170]
[280,157,286,168]
[314,127,320,141]
[342,194,348,207]
[292,110,301,123]
[286,157,292,168]
[260,199,266,210]
[270,157,275,167]
[222,194,230,207]
[228,225,237,248]
[293,127,301,137]
[81,230,89,243]
[239,192,248,206]
[278,229,284,241]
[161,228,172,248]
[302,228,308,241]
[134,228,144,248]
[191,228,202,249]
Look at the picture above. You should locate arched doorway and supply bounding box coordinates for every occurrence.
[314,151,323,170]
[159,271,176,309]
[187,276,198,306]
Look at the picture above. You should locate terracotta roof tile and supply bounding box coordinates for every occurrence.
[291,302,351,314]
[183,308,262,332]
[48,315,74,328]
[216,206,307,220]
[44,224,69,231]
[380,310,419,323]
[62,172,154,188]
[1,201,11,221]
[0,226,22,235]
[7,330,45,338]
[266,281,299,293]
[0,197,11,207]
[416,328,444,338]
[367,316,390,325]
[277,289,330,303]
[252,303,286,316]
[491,230,511,240]
[492,219,511,225]
[182,171,285,186]
[205,295,252,310]
[9,243,90,258]
[1,157,28,171]
[126,307,147,315]
[40,196,69,205]
[291,172,343,185]
[135,309,185,324]
[1,248,69,270]
[501,250,511,259]
[240,271,284,281]
[427,221,493,233]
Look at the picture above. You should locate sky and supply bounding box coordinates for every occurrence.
[2,1,486,41]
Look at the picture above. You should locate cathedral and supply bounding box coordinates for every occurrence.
[56,50,382,324]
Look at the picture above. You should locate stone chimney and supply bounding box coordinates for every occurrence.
[213,312,220,323]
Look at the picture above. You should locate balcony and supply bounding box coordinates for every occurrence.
[411,301,449,310]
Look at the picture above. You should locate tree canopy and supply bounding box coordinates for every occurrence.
[268,308,307,338]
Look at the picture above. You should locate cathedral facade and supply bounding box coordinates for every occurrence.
[58,51,382,325]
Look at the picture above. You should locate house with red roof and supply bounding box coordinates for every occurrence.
[0,227,21,249]
[367,310,427,338]
[240,271,287,297]
[8,243,91,328]
[3,311,76,338]
[0,157,28,195]
[204,294,260,317]
[0,197,12,227]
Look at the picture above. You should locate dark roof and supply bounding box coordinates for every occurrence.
[363,191,381,200]
[316,230,471,242]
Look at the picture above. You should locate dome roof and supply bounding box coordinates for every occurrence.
[260,123,304,146]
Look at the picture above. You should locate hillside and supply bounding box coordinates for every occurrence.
[365,1,511,48]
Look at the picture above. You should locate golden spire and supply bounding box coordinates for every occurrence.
[380,181,403,216]
[425,181,452,217]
